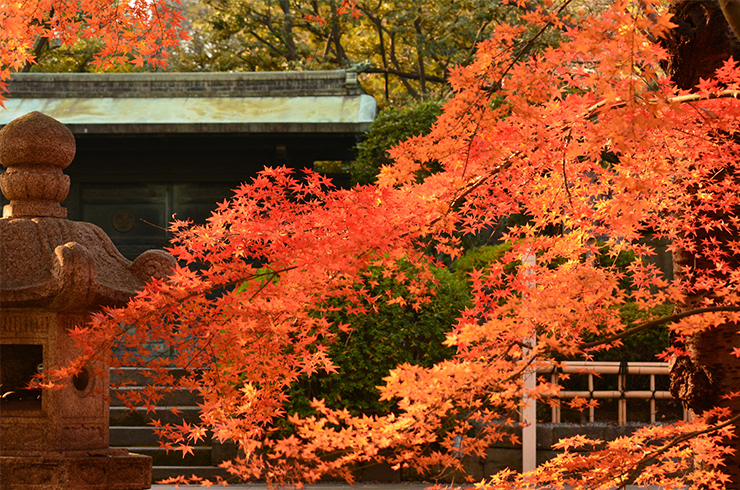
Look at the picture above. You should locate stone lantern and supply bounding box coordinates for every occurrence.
[0,112,176,489]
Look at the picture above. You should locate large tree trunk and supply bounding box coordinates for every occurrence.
[663,0,740,485]
[663,0,740,89]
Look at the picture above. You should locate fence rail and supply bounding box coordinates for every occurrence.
[535,361,689,425]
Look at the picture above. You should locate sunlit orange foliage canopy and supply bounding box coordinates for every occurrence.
[51,0,740,488]
[0,0,186,101]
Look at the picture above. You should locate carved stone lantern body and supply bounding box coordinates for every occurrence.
[0,112,176,489]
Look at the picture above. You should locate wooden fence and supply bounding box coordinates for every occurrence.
[521,361,689,471]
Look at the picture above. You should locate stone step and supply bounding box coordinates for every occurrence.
[110,426,212,447]
[111,386,202,407]
[127,446,212,466]
[110,367,194,386]
[152,466,232,482]
[110,406,202,426]
[109,367,240,482]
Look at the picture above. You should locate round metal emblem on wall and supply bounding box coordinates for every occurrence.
[112,210,135,233]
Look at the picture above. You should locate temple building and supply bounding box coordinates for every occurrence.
[0,71,376,259]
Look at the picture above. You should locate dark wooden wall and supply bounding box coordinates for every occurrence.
[2,132,357,260]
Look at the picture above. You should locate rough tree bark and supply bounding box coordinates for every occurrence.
[663,0,740,485]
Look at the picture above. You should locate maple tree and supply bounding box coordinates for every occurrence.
[39,0,740,488]
[0,0,186,101]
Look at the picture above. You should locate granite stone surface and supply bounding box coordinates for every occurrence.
[0,111,175,489]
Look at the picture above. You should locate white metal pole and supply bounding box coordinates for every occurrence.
[522,252,537,473]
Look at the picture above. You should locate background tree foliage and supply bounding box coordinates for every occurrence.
[165,0,558,102]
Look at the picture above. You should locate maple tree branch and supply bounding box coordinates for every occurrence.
[618,411,740,488]
[63,265,301,379]
[578,305,740,351]
[586,90,740,119]
[460,54,740,234]
[494,0,574,86]
[561,131,574,206]
[430,151,521,230]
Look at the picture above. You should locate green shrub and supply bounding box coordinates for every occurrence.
[452,242,514,285]
[592,302,673,362]
[288,261,470,417]
[350,100,443,185]
[452,242,671,362]
[285,239,670,420]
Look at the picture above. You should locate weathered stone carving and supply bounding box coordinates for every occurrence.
[0,111,176,489]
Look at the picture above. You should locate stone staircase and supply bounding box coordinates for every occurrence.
[109,367,675,485]
[108,367,407,484]
[109,367,235,483]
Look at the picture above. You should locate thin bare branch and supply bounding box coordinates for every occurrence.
[579,306,740,350]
